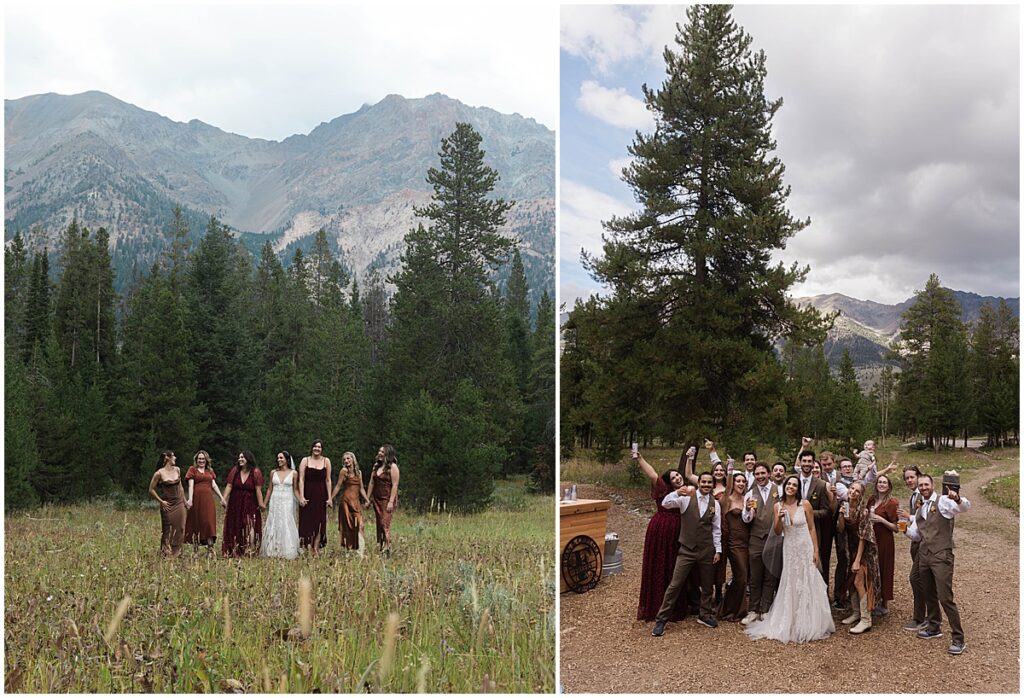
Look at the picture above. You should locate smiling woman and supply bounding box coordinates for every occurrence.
[559,2,1018,693]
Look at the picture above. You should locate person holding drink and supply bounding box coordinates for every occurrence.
[633,446,692,622]
[897,464,929,631]
[718,471,751,622]
[867,474,899,617]
[904,472,969,655]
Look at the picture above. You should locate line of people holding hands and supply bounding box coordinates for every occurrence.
[148,440,401,560]
[634,436,970,655]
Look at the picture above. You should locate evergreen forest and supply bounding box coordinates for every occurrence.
[5,123,556,512]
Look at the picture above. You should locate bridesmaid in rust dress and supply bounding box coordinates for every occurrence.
[633,446,692,622]
[221,451,266,557]
[367,444,400,554]
[718,471,751,621]
[330,451,370,551]
[299,439,332,557]
[185,450,226,549]
[867,474,899,616]
[148,451,187,558]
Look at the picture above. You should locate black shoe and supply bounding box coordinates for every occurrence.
[948,640,965,655]
[696,616,718,629]
[917,628,944,640]
[651,622,666,637]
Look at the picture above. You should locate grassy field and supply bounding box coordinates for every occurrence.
[983,473,1020,514]
[4,479,555,693]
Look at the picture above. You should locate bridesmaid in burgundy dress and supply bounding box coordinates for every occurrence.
[634,446,693,622]
[367,444,400,554]
[298,439,332,557]
[221,451,265,557]
[148,451,186,558]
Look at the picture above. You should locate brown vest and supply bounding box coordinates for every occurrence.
[916,497,955,558]
[679,493,715,552]
[749,484,778,540]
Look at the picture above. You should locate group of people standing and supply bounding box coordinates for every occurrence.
[634,437,970,655]
[147,440,401,560]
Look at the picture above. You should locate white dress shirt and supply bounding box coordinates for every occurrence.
[799,474,813,499]
[741,482,776,523]
[662,491,722,553]
[905,492,971,542]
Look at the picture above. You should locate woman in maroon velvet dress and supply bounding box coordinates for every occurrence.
[298,439,332,557]
[718,471,750,621]
[867,474,899,616]
[634,447,693,622]
[221,451,265,557]
[367,444,400,554]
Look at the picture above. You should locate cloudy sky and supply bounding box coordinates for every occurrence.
[561,5,1020,307]
[5,2,558,138]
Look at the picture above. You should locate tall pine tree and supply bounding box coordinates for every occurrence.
[573,5,829,449]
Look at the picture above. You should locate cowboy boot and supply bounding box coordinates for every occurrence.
[850,592,873,634]
[842,590,860,625]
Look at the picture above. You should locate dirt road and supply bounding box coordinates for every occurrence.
[559,452,1019,693]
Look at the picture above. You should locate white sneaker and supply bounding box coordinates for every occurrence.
[741,612,758,625]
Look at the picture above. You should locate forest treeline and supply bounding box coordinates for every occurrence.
[5,123,555,512]
[559,5,1018,464]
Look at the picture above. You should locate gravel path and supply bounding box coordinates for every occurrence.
[560,452,1019,693]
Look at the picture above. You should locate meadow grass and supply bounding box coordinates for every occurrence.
[982,473,1020,514]
[4,480,555,693]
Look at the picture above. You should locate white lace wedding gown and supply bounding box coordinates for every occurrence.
[260,470,300,559]
[745,504,835,643]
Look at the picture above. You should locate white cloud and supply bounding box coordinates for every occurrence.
[561,5,645,74]
[559,179,634,265]
[607,156,635,180]
[576,80,654,130]
[5,3,558,139]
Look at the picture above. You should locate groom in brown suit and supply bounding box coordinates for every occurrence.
[797,447,834,587]
[741,462,779,623]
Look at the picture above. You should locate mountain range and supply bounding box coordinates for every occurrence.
[5,91,554,303]
[794,290,1020,373]
[561,289,1019,384]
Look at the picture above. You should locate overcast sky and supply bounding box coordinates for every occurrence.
[5,2,558,138]
[561,5,1020,307]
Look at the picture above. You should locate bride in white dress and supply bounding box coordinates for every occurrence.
[746,474,835,643]
[260,451,300,559]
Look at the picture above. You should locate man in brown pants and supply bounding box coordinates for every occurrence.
[897,464,930,632]
[652,472,722,636]
[741,462,779,623]
[905,473,969,655]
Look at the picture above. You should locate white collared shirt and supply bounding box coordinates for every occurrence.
[905,492,971,541]
[800,475,813,499]
[661,491,723,553]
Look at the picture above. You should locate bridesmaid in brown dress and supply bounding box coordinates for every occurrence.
[367,444,400,554]
[185,450,226,549]
[148,451,186,558]
[221,451,266,557]
[330,451,370,551]
[867,474,899,616]
[298,439,333,557]
[719,471,751,621]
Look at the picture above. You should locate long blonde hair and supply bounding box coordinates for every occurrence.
[343,451,360,478]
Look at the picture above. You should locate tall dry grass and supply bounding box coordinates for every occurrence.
[4,480,555,693]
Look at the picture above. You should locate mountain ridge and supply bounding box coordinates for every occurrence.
[5,90,554,302]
